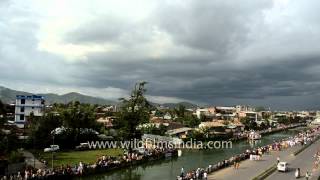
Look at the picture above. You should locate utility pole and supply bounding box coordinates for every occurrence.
[33,137,35,168]
[51,135,54,170]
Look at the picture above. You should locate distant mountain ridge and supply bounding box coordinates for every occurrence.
[0,85,198,108]
[161,102,198,109]
[0,86,115,105]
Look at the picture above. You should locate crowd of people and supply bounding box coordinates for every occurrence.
[177,126,320,180]
[313,149,320,170]
[1,125,318,180]
[1,148,177,180]
[231,123,304,141]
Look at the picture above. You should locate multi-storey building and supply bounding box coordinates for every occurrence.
[14,95,45,128]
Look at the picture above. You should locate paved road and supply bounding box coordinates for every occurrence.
[267,139,320,180]
[208,145,301,180]
[21,150,46,169]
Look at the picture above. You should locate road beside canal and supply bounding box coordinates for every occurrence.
[81,129,302,180]
[266,137,320,180]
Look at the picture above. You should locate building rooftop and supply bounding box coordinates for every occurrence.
[166,127,193,136]
[16,95,44,99]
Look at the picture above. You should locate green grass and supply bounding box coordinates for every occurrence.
[39,149,123,168]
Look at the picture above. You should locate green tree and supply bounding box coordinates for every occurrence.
[114,82,151,141]
[61,102,98,129]
[0,100,20,156]
[28,112,62,148]
[158,123,167,135]
[59,102,100,147]
[0,100,5,114]
[240,117,258,130]
[183,114,200,128]
[0,100,6,128]
[200,114,207,122]
[277,116,291,125]
[174,105,186,118]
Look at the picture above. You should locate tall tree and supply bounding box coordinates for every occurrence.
[28,112,62,148]
[240,117,258,130]
[60,102,99,146]
[115,82,151,141]
[174,104,186,118]
[61,101,97,129]
[0,100,5,128]
[0,100,5,114]
[0,100,20,155]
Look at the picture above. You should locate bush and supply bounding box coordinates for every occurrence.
[8,151,24,163]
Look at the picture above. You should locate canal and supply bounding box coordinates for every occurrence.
[80,128,304,180]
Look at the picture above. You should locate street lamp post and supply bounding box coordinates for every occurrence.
[33,137,35,168]
[51,135,54,170]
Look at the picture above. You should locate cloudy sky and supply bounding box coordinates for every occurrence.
[1,0,320,110]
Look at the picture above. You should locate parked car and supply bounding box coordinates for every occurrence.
[133,147,146,155]
[277,162,288,172]
[44,145,60,152]
[75,143,90,151]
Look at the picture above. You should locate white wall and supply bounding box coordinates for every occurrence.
[14,97,44,123]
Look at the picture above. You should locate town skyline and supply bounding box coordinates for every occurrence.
[1,84,319,111]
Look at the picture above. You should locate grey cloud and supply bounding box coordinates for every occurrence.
[0,1,72,87]
[66,52,320,110]
[2,0,320,110]
[65,17,154,47]
[153,0,272,53]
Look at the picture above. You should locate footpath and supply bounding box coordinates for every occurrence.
[208,140,319,180]
[267,139,320,180]
[21,150,46,170]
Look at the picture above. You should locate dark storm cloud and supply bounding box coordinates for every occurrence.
[2,0,320,110]
[153,0,271,52]
[70,52,320,108]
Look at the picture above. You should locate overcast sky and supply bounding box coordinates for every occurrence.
[1,0,320,110]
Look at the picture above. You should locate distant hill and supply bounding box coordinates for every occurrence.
[161,102,198,109]
[0,86,115,105]
[0,86,197,108]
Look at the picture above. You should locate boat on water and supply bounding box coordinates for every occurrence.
[248,131,261,140]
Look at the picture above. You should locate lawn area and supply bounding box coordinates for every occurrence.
[39,149,123,168]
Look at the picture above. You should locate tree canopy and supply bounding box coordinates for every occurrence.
[114,82,151,140]
[28,101,101,149]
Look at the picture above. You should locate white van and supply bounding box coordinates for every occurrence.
[277,162,288,172]
[44,145,60,152]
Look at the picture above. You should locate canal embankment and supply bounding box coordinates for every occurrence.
[84,127,305,180]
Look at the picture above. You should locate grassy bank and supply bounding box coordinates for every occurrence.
[38,149,123,168]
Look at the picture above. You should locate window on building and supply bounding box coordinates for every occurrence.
[21,99,25,104]
[32,107,34,109]
[20,107,25,112]
[20,115,24,121]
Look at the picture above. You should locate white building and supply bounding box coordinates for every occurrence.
[238,111,258,122]
[235,105,255,113]
[15,95,45,128]
[196,108,209,119]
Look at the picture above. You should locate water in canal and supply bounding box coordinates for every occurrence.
[80,128,304,180]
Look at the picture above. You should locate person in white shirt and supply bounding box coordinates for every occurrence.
[203,171,208,180]
[295,168,300,178]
